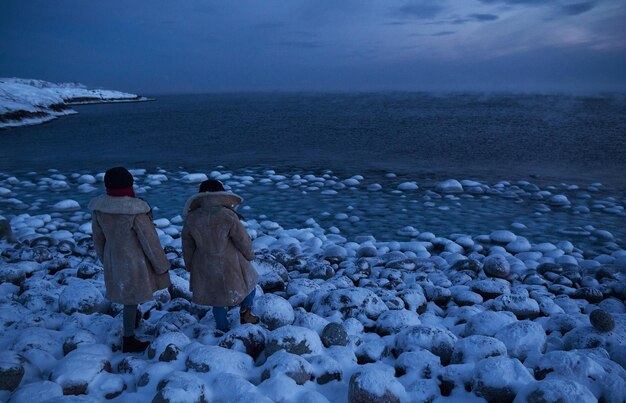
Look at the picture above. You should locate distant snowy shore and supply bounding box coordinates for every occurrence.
[0,78,148,129]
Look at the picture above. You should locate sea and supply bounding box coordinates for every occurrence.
[1,92,625,248]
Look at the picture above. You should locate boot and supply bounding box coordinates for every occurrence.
[240,308,260,325]
[135,309,141,329]
[122,336,150,353]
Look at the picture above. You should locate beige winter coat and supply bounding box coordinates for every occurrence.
[89,195,171,305]
[182,192,258,307]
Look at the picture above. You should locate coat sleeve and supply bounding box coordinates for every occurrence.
[228,215,255,261]
[91,212,106,262]
[181,220,196,272]
[134,213,170,274]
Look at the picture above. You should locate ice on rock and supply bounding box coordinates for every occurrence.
[395,349,442,379]
[490,230,517,244]
[435,179,463,193]
[471,356,534,402]
[52,199,80,211]
[397,182,418,191]
[181,173,208,183]
[77,175,96,184]
[549,194,571,206]
[506,236,532,253]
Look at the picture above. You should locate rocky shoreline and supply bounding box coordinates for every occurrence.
[0,167,624,401]
[0,78,148,129]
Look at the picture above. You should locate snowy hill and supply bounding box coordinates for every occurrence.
[0,78,147,129]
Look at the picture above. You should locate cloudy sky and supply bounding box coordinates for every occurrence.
[1,0,625,93]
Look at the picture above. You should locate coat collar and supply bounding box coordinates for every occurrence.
[183,191,243,215]
[88,194,151,215]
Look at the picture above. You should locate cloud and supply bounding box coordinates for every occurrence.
[396,2,445,19]
[470,13,499,21]
[479,0,597,16]
[432,31,456,36]
[561,2,596,15]
[276,40,324,49]
[478,0,544,4]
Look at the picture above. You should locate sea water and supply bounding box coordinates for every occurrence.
[1,93,625,249]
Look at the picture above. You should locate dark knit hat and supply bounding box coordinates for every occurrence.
[104,167,134,189]
[199,179,225,193]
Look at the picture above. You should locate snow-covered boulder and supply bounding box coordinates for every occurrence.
[50,348,112,395]
[375,309,421,336]
[58,281,107,315]
[491,293,540,320]
[0,350,24,392]
[264,325,323,357]
[218,324,268,359]
[464,310,518,337]
[395,325,457,364]
[450,335,508,364]
[8,381,63,402]
[395,350,442,379]
[185,344,253,377]
[306,354,343,384]
[152,371,208,403]
[514,379,596,403]
[435,179,463,193]
[471,356,534,402]
[261,350,314,385]
[311,287,388,322]
[348,364,406,403]
[495,320,546,361]
[254,294,294,330]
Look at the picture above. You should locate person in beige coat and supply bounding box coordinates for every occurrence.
[182,179,259,332]
[89,167,171,353]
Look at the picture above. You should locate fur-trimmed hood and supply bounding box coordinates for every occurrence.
[183,191,243,216]
[88,194,151,215]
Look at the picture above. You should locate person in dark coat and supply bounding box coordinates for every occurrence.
[182,179,259,332]
[89,167,171,352]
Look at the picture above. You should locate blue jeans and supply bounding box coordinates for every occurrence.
[213,289,256,331]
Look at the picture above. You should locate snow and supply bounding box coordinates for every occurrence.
[0,166,625,402]
[0,78,145,129]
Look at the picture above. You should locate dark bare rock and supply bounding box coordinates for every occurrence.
[321,322,348,347]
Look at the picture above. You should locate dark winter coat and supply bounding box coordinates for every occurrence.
[182,192,258,307]
[89,195,171,305]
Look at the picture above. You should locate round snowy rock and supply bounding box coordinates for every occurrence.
[52,199,81,211]
[490,230,517,244]
[254,294,294,330]
[435,179,463,193]
[472,356,534,402]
